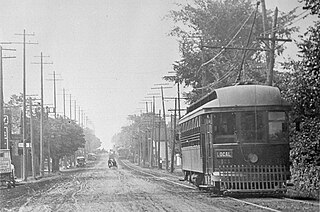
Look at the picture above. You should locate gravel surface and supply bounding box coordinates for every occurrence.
[1,154,319,212]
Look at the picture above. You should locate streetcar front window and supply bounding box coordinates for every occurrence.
[239,111,266,142]
[268,112,288,142]
[213,113,236,143]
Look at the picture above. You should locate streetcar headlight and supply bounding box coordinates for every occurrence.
[248,153,258,163]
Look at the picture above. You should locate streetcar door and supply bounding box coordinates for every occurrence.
[205,114,213,173]
[201,114,213,174]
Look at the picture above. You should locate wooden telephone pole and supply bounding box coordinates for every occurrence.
[13,30,38,181]
[0,45,15,149]
[32,52,52,177]
[259,1,292,85]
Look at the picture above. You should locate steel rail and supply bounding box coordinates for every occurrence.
[227,197,282,212]
[121,160,196,190]
[283,197,320,206]
[120,160,295,212]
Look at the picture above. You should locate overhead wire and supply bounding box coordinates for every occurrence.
[198,7,256,69]
[261,10,310,35]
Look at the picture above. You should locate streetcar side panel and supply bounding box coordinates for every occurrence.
[182,145,203,173]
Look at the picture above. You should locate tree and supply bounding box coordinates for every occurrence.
[165,0,298,103]
[46,117,86,172]
[280,1,320,198]
[84,128,102,152]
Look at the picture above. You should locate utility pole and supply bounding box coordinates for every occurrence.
[151,84,172,171]
[150,96,155,167]
[63,88,66,118]
[74,100,77,122]
[161,86,169,170]
[29,98,37,179]
[78,106,81,126]
[258,7,291,86]
[170,98,177,173]
[267,7,278,86]
[260,0,270,69]
[32,52,52,177]
[47,71,62,119]
[69,94,72,119]
[0,46,15,149]
[46,71,61,173]
[0,46,3,150]
[158,110,161,169]
[14,30,38,181]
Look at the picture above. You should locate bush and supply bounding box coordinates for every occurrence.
[290,118,320,199]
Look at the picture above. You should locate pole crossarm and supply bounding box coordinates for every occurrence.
[168,109,186,111]
[202,45,269,51]
[257,37,292,42]
[144,96,161,99]
[2,48,16,51]
[2,57,16,59]
[31,62,53,64]
[151,86,173,89]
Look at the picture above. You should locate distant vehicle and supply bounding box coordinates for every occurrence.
[180,85,291,195]
[0,149,15,188]
[87,153,97,161]
[76,156,86,167]
[108,158,117,168]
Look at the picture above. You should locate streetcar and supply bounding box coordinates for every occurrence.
[179,84,290,195]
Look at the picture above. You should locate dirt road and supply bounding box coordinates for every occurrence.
[1,154,318,212]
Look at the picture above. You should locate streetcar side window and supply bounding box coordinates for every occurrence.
[268,112,288,142]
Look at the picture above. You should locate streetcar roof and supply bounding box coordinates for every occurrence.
[180,85,289,123]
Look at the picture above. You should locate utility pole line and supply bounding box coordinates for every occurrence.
[32,52,52,177]
[46,71,61,173]
[14,30,38,181]
[151,85,172,171]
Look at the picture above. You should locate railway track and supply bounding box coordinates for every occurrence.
[120,160,319,212]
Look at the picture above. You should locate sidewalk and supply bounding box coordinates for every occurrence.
[15,171,62,185]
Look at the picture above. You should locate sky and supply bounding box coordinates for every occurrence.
[0,0,317,150]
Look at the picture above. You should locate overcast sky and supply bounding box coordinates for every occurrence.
[1,0,316,149]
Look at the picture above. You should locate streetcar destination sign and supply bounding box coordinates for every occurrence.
[216,149,233,158]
